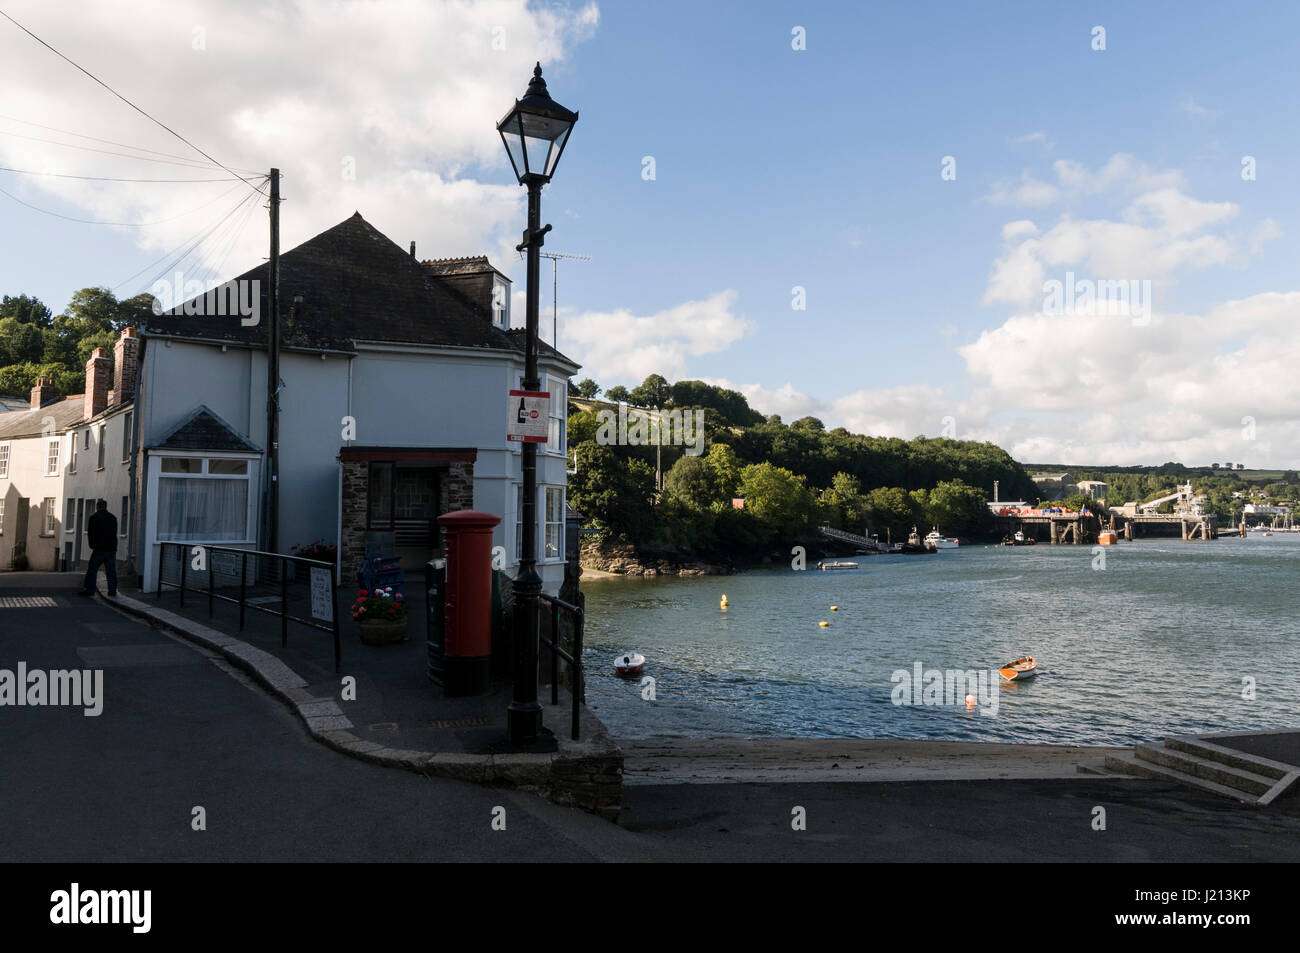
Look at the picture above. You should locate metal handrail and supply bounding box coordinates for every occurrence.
[157,541,341,672]
[538,592,584,740]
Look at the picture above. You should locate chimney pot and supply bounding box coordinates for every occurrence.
[410,241,416,259]
[29,375,58,411]
[112,325,140,406]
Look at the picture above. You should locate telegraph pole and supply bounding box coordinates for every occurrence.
[265,168,281,554]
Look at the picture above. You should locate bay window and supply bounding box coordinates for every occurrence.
[155,455,254,542]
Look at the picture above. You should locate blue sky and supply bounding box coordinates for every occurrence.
[2,1,1298,465]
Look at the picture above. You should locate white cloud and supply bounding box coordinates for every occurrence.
[562,290,749,383]
[0,0,600,289]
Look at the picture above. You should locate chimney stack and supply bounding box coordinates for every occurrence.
[30,376,58,411]
[410,241,416,259]
[112,326,140,406]
[85,347,110,421]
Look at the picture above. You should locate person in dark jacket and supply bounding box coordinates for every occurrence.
[79,500,118,597]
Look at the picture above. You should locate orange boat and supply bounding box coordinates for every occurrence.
[1098,529,1118,546]
[999,656,1037,681]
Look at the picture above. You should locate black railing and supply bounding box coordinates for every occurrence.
[539,592,584,740]
[157,542,341,673]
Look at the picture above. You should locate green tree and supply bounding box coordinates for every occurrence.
[604,385,630,403]
[628,373,671,408]
[575,378,601,398]
[926,480,993,535]
[0,317,46,365]
[567,444,656,540]
[663,455,721,511]
[704,443,742,500]
[864,486,921,540]
[738,463,815,542]
[0,294,54,327]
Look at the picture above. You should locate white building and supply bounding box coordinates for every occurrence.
[134,212,578,592]
[0,330,138,574]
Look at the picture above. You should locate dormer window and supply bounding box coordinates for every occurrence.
[493,275,510,329]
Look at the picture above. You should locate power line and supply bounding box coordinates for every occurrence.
[0,177,249,226]
[0,128,264,177]
[0,8,265,195]
[0,165,238,183]
[0,112,263,174]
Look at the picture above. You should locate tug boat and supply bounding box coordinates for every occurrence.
[998,655,1038,681]
[614,652,646,678]
[925,528,960,549]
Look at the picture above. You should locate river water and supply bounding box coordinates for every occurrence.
[580,535,1300,745]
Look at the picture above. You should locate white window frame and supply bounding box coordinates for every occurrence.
[122,411,133,462]
[97,424,106,470]
[151,451,259,545]
[0,497,5,534]
[545,374,566,456]
[0,442,8,478]
[492,275,510,329]
[41,497,56,535]
[544,485,564,562]
[64,498,75,534]
[46,438,60,476]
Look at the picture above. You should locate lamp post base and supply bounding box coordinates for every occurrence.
[507,702,542,745]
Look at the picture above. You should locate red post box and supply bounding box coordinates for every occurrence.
[437,509,501,696]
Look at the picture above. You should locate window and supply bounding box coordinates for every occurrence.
[122,411,133,462]
[546,375,566,454]
[84,430,90,450]
[121,496,129,536]
[0,442,8,478]
[492,276,510,329]
[156,456,254,542]
[515,484,523,561]
[65,499,75,533]
[70,436,77,474]
[42,497,56,535]
[46,439,60,476]
[544,486,564,560]
[97,425,106,469]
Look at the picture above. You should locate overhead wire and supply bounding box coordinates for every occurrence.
[0,8,266,194]
[0,177,251,226]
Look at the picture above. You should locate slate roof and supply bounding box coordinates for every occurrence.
[144,212,576,369]
[149,405,261,452]
[0,397,86,439]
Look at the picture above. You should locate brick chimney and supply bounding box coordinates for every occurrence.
[112,326,140,405]
[85,347,110,421]
[29,376,58,410]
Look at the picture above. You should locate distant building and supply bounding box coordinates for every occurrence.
[1075,480,1107,500]
[1030,472,1077,501]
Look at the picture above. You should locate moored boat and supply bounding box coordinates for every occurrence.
[1097,529,1118,546]
[818,560,859,570]
[614,652,646,678]
[998,655,1037,681]
[925,528,959,549]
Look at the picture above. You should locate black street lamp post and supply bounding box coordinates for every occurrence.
[497,63,577,745]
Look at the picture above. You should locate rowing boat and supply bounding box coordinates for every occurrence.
[998,655,1037,681]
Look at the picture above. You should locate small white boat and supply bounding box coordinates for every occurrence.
[614,652,645,678]
[818,560,859,570]
[925,529,959,549]
[998,655,1038,681]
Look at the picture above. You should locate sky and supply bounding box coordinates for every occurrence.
[1,0,1298,468]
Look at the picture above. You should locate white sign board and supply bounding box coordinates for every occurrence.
[507,389,549,443]
[310,566,334,623]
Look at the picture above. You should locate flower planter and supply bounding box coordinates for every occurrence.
[357,617,408,645]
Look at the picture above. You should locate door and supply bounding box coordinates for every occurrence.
[74,499,85,564]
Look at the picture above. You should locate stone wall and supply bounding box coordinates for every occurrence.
[340,459,369,576]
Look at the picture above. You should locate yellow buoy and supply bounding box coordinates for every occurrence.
[720,594,728,609]
[830,605,838,611]
[819,621,829,627]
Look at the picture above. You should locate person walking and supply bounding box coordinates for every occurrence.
[79,499,119,598]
